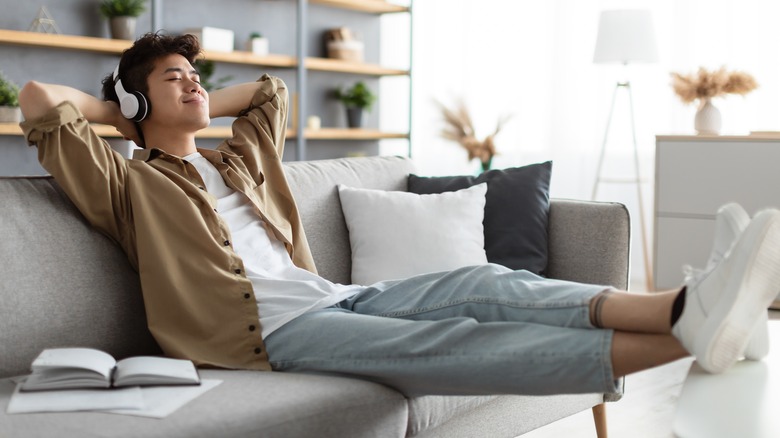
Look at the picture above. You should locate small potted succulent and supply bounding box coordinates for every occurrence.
[334,81,376,128]
[99,0,147,40]
[0,71,21,123]
[246,32,269,56]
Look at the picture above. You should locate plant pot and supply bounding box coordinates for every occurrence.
[695,98,722,135]
[0,106,21,123]
[110,16,136,40]
[327,40,364,62]
[246,37,269,56]
[346,107,364,128]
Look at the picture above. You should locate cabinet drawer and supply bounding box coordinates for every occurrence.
[656,141,780,216]
[654,216,715,290]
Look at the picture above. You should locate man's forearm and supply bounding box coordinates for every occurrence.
[19,81,120,125]
[20,81,141,145]
[208,81,265,119]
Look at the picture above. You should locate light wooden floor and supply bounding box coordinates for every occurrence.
[521,310,780,438]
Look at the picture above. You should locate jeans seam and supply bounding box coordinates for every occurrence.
[270,349,605,369]
[369,297,587,318]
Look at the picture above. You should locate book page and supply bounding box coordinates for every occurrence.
[22,368,111,390]
[114,356,200,387]
[31,348,116,378]
[21,348,117,390]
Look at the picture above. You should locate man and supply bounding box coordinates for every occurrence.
[19,32,780,397]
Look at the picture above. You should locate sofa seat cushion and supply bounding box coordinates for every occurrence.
[0,370,408,438]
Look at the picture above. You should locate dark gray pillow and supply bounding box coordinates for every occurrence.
[408,161,551,275]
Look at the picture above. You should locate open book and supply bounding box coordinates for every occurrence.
[20,348,200,391]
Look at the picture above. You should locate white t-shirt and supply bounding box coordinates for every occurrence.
[183,152,362,338]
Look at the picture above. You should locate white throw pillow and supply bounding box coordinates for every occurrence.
[337,183,488,285]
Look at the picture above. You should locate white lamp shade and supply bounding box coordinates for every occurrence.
[593,10,659,64]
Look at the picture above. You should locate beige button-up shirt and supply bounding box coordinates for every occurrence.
[22,75,315,371]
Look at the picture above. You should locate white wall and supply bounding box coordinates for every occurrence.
[388,0,780,288]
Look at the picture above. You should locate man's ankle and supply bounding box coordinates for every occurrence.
[670,286,687,328]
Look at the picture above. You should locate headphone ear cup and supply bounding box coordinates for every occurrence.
[131,91,149,122]
[118,92,139,120]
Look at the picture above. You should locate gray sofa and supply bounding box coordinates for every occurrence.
[0,155,629,438]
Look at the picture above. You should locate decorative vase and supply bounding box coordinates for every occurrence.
[0,106,21,123]
[694,98,722,135]
[346,107,364,128]
[110,16,136,40]
[479,156,492,174]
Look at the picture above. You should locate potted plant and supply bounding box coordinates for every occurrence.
[246,32,269,56]
[334,81,376,128]
[0,71,21,123]
[99,0,147,40]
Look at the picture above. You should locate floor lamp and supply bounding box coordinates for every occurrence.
[592,10,658,292]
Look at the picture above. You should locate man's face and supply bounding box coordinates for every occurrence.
[144,53,210,131]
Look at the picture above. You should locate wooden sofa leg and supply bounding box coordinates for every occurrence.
[592,403,608,438]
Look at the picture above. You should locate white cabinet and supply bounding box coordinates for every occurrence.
[654,135,780,291]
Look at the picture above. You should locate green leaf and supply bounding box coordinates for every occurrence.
[0,71,20,107]
[99,0,147,18]
[334,81,376,111]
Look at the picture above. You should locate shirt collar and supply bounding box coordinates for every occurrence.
[132,148,162,162]
[132,147,241,163]
[197,147,241,164]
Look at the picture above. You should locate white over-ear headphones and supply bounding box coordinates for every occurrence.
[113,65,149,122]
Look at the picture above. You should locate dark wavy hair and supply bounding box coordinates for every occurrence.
[101,32,202,108]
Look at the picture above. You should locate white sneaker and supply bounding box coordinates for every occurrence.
[673,209,780,373]
[706,203,751,268]
[683,203,770,360]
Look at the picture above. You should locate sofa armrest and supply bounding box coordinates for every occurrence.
[545,199,630,290]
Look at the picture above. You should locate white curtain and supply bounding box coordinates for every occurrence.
[383,0,780,288]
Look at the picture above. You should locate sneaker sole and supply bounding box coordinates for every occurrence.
[694,209,780,373]
[744,311,770,360]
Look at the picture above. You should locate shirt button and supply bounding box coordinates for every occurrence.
[244,293,251,299]
[234,268,242,274]
[223,240,230,246]
[254,347,262,354]
[249,325,256,332]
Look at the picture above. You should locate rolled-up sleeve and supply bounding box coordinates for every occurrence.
[20,101,130,245]
[222,75,288,185]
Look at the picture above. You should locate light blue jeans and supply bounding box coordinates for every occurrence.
[264,264,618,396]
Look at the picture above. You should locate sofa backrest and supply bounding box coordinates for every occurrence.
[0,155,415,378]
[0,177,159,378]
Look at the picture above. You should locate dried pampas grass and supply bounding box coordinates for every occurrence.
[671,67,758,104]
[436,99,510,170]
